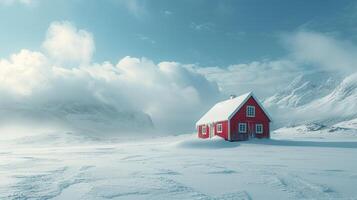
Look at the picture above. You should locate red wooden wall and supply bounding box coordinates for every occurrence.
[229,96,270,140]
[197,120,229,140]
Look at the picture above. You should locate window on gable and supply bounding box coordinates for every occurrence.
[202,126,207,135]
[246,106,255,117]
[256,124,263,134]
[217,123,222,133]
[238,123,247,133]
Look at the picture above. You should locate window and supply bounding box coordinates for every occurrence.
[256,124,263,134]
[238,123,247,133]
[246,106,255,117]
[217,123,222,133]
[202,126,207,135]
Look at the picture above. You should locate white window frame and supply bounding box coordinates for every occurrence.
[246,106,255,117]
[238,123,247,133]
[217,123,222,133]
[202,126,207,135]
[256,124,263,134]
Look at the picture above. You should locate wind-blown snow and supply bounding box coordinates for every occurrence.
[1,127,357,200]
[175,136,239,149]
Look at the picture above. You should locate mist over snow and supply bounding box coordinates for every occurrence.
[195,59,301,98]
[0,21,221,135]
[283,31,357,75]
[195,31,357,98]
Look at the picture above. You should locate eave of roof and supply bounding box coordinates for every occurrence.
[195,92,273,126]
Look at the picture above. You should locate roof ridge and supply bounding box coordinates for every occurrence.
[196,92,253,126]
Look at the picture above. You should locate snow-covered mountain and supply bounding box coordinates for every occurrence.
[264,71,341,108]
[0,101,154,136]
[265,72,357,128]
[298,72,357,123]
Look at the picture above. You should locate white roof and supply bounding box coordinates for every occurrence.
[196,92,272,126]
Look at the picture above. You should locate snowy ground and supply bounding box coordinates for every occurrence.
[1,125,357,199]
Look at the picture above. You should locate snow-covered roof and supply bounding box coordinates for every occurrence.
[196,92,272,126]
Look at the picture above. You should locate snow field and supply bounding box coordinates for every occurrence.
[1,131,357,199]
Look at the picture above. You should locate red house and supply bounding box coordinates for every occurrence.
[196,92,272,141]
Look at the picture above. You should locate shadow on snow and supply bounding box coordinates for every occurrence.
[247,139,357,149]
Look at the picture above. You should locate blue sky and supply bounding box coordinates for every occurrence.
[1,0,356,66]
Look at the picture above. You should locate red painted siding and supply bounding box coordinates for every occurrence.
[229,96,270,141]
[198,124,209,139]
[214,120,229,140]
[197,120,229,140]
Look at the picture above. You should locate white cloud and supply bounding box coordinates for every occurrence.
[114,57,220,131]
[137,34,156,44]
[163,10,173,15]
[118,0,147,18]
[0,49,49,96]
[190,22,215,31]
[283,30,357,74]
[0,21,220,133]
[195,30,357,100]
[195,60,301,98]
[42,21,95,66]
[0,0,33,5]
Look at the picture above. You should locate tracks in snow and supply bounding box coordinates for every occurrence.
[3,166,95,200]
[264,171,339,199]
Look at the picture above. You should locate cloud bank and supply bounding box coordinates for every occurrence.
[284,30,357,74]
[195,60,301,98]
[43,21,95,66]
[0,21,220,134]
[195,30,357,99]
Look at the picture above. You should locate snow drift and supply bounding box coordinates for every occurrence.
[175,135,239,149]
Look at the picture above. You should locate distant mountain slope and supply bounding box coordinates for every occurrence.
[0,101,154,135]
[264,71,341,108]
[298,72,357,123]
[265,72,357,127]
[333,118,357,130]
